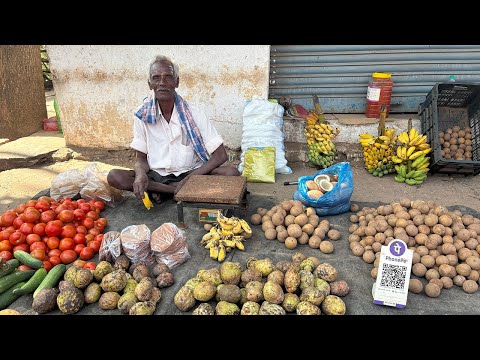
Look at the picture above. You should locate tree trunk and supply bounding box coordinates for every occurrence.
[0,45,47,140]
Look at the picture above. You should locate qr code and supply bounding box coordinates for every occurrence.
[380,263,407,289]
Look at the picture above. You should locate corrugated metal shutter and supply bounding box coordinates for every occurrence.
[269,45,480,113]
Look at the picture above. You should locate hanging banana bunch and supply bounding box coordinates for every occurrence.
[358,127,397,177]
[304,111,340,169]
[393,128,432,185]
[200,211,252,262]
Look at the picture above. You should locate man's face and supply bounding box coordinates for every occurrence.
[148,61,179,102]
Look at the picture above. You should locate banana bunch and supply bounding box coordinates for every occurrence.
[392,128,432,185]
[394,156,430,185]
[358,128,396,177]
[304,112,340,169]
[200,211,252,262]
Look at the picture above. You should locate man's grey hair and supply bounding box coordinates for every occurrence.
[148,55,179,80]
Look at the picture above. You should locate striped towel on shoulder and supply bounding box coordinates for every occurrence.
[134,93,209,163]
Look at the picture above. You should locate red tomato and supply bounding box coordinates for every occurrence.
[46,236,60,250]
[83,262,96,270]
[25,200,37,208]
[60,249,77,264]
[73,209,86,221]
[30,248,46,261]
[9,231,26,246]
[30,241,47,253]
[0,211,16,227]
[17,264,33,271]
[94,234,104,243]
[33,223,47,236]
[87,240,101,254]
[76,225,87,235]
[86,211,99,221]
[61,225,76,239]
[88,228,100,237]
[57,210,74,223]
[42,260,53,271]
[38,196,52,203]
[48,248,62,257]
[79,247,94,260]
[72,259,86,268]
[78,203,91,213]
[54,204,68,215]
[0,240,13,252]
[74,244,85,255]
[48,256,61,266]
[12,216,25,229]
[15,203,27,214]
[0,230,14,241]
[59,238,75,251]
[93,200,105,211]
[97,217,108,227]
[22,207,41,223]
[35,201,51,212]
[82,217,94,229]
[13,244,30,252]
[40,210,56,223]
[73,233,86,245]
[19,222,35,236]
[25,233,41,246]
[93,220,105,232]
[0,250,13,261]
[45,220,63,237]
[85,234,94,244]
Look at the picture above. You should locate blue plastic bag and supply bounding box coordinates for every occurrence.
[293,162,354,216]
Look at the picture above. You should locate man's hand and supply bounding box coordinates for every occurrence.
[133,172,149,200]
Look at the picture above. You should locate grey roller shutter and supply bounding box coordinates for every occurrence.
[269,45,480,113]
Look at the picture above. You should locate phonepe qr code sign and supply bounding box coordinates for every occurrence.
[373,239,413,308]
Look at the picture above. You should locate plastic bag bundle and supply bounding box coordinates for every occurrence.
[50,169,87,200]
[238,96,292,175]
[120,224,155,265]
[79,162,125,207]
[241,147,276,183]
[99,231,122,263]
[150,223,191,269]
[293,162,354,216]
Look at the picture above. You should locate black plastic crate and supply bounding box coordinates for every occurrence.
[419,82,480,176]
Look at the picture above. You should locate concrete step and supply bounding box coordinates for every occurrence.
[0,130,65,171]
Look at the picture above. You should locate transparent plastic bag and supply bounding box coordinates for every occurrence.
[50,168,87,200]
[120,224,155,266]
[242,147,276,183]
[99,231,122,263]
[80,162,125,208]
[293,162,354,216]
[238,96,292,175]
[150,223,190,269]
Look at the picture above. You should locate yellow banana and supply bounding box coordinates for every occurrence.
[409,128,418,142]
[406,146,416,158]
[409,151,424,161]
[401,147,407,160]
[231,221,242,234]
[360,133,374,139]
[210,246,219,259]
[417,143,430,150]
[217,244,226,262]
[396,147,402,159]
[239,219,252,234]
[142,192,153,210]
[422,148,432,155]
[234,239,245,251]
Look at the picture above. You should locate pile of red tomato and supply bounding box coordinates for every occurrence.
[0,196,107,271]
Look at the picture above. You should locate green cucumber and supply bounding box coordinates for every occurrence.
[12,268,47,296]
[0,270,35,295]
[0,259,20,279]
[0,282,26,310]
[33,264,67,299]
[13,250,44,269]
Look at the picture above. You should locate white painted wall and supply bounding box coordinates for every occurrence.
[47,45,271,149]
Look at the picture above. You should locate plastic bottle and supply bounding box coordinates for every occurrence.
[365,72,393,118]
[449,75,456,82]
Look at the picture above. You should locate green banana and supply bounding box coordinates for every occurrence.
[411,155,425,168]
[394,175,405,183]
